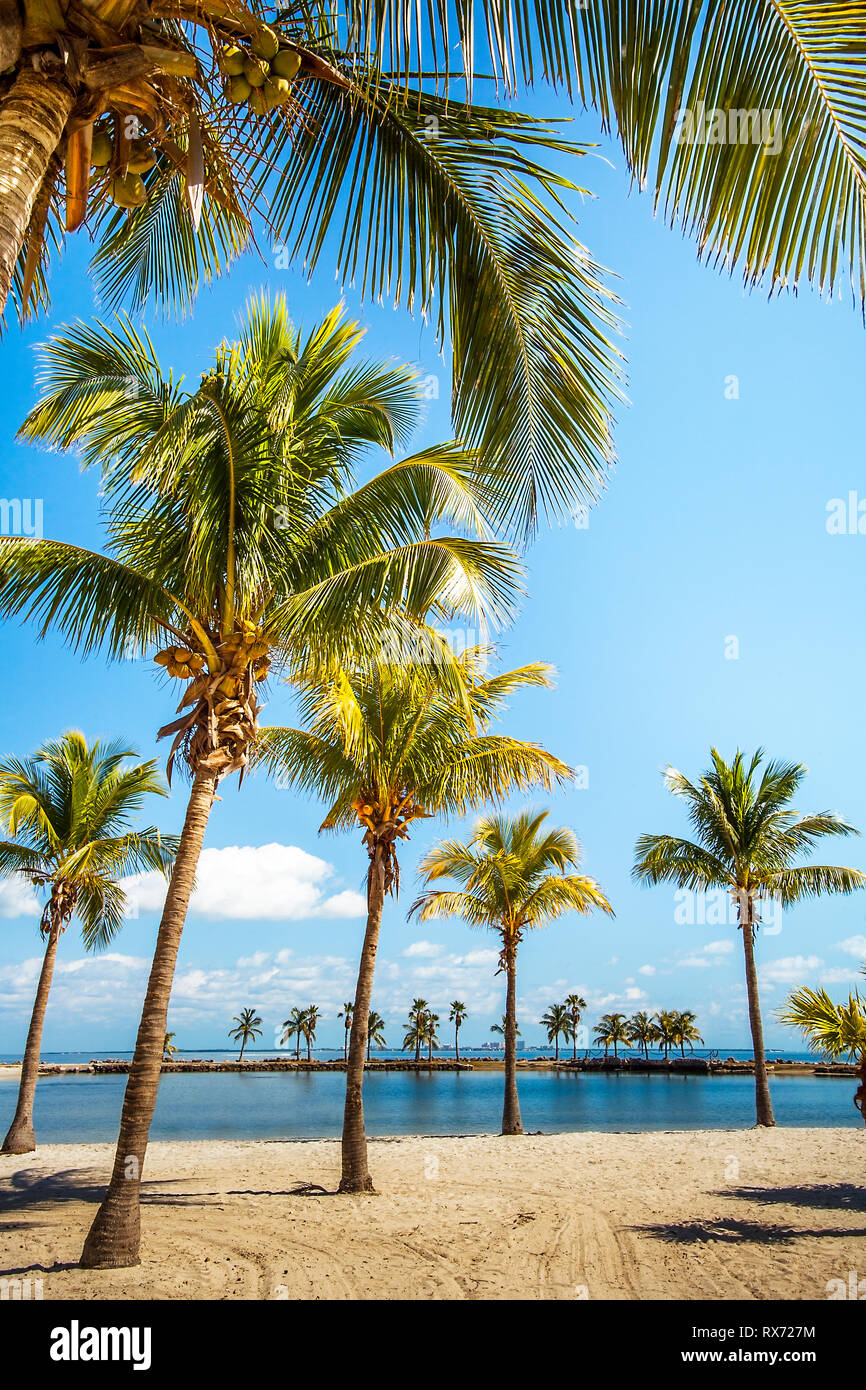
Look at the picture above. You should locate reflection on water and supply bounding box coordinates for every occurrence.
[0,1068,859,1143]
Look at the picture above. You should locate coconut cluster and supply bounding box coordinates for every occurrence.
[219,27,302,115]
[88,121,164,210]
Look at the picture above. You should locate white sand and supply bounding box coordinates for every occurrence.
[1,1129,863,1300]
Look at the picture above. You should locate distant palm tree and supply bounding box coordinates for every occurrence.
[778,967,866,1127]
[671,1010,704,1057]
[0,731,176,1155]
[490,1016,521,1040]
[338,1003,354,1062]
[406,999,430,1064]
[281,1007,306,1061]
[449,1001,468,1062]
[627,1011,659,1061]
[162,1033,178,1062]
[423,1011,441,1061]
[593,1013,631,1060]
[367,1011,387,1062]
[229,1008,262,1062]
[411,810,612,1135]
[654,1010,677,1061]
[634,749,865,1126]
[300,1005,321,1062]
[564,993,587,1061]
[540,1003,570,1061]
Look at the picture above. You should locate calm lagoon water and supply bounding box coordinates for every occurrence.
[0,1067,859,1143]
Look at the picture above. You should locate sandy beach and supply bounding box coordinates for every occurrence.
[1,1129,863,1300]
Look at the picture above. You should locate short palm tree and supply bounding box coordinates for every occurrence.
[633,749,865,1126]
[490,1015,520,1040]
[338,1002,354,1063]
[449,1001,468,1063]
[653,1010,677,1062]
[162,1033,178,1062]
[228,1007,262,1062]
[627,1011,660,1061]
[671,1010,704,1057]
[366,1011,387,1062]
[540,1003,570,1062]
[778,968,866,1126]
[0,731,175,1154]
[280,1007,306,1062]
[411,809,613,1135]
[593,1013,631,1060]
[0,296,518,1269]
[259,652,569,1188]
[300,1005,320,1062]
[423,1011,441,1062]
[404,999,429,1064]
[564,992,587,1061]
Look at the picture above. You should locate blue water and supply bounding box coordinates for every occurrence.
[0,1068,859,1143]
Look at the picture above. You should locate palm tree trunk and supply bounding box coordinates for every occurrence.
[1,918,61,1154]
[0,69,75,314]
[741,921,775,1126]
[855,1053,865,1128]
[455,1025,460,1063]
[80,770,217,1268]
[238,1038,246,1062]
[339,847,385,1193]
[501,949,523,1135]
[554,1035,559,1062]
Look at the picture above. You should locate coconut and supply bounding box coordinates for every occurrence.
[110,172,147,209]
[90,130,114,168]
[272,47,301,81]
[128,139,158,174]
[219,44,246,76]
[248,87,268,117]
[226,75,252,105]
[264,76,291,108]
[243,54,268,87]
[251,25,279,61]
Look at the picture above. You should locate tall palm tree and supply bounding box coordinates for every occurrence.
[633,748,865,1126]
[423,1011,440,1062]
[260,650,569,1189]
[627,1011,659,1061]
[653,1010,677,1062]
[280,1006,306,1062]
[405,998,429,1064]
[540,1003,570,1062]
[366,1011,387,1062]
[300,1005,320,1062]
[338,1002,354,1063]
[0,731,175,1155]
[670,1010,704,1058]
[411,809,613,1135]
[778,967,866,1127]
[449,1001,468,1062]
[593,1013,631,1060]
[228,1007,262,1061]
[162,1033,178,1062]
[564,992,587,1061]
[0,298,518,1269]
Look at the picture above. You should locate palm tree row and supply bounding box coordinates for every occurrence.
[591,1010,704,1061]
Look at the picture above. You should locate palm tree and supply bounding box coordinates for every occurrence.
[260,652,569,1189]
[670,1010,704,1058]
[449,1001,468,1062]
[0,731,175,1155]
[564,992,587,1061]
[162,1033,178,1062]
[228,1007,262,1061]
[0,297,518,1269]
[627,1011,659,1061]
[778,967,866,1127]
[593,1013,631,1060]
[540,1003,570,1062]
[411,809,613,1136]
[490,1015,520,1040]
[300,1005,320,1062]
[338,1002,354,1062]
[654,1010,678,1062]
[405,999,429,1064]
[423,1011,441,1062]
[633,748,865,1127]
[280,1007,306,1062]
[366,1011,387,1062]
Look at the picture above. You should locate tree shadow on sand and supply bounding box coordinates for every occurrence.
[630,1216,866,1246]
[0,1168,338,1217]
[713,1183,866,1212]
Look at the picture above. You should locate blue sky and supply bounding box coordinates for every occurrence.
[1,92,865,1055]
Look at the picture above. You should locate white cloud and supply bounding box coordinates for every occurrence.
[0,876,41,919]
[835,934,866,960]
[637,964,656,976]
[679,940,736,968]
[624,986,647,1001]
[703,940,735,955]
[760,954,823,985]
[403,941,442,958]
[123,844,366,922]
